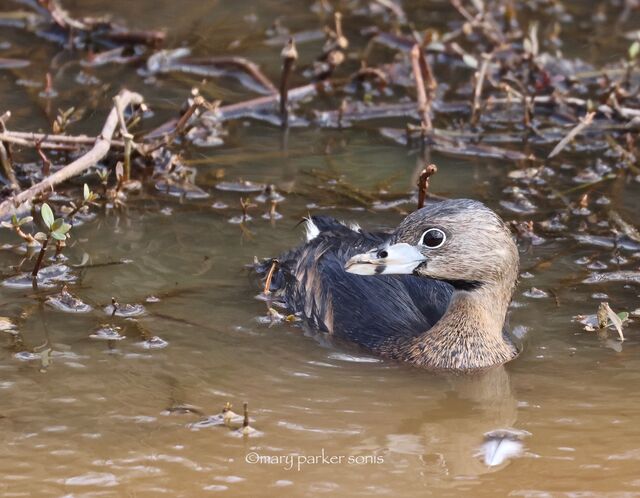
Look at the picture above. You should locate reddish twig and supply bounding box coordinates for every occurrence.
[417,164,438,209]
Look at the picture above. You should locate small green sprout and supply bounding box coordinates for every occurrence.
[63,183,99,218]
[1,215,37,246]
[52,106,80,134]
[32,203,71,278]
[84,183,98,203]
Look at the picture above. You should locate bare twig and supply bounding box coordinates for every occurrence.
[113,94,135,181]
[34,139,52,176]
[202,83,321,123]
[0,111,18,189]
[417,164,437,209]
[410,44,432,132]
[279,38,299,127]
[31,235,49,278]
[471,53,492,126]
[263,259,279,295]
[150,54,277,95]
[33,0,165,47]
[0,131,125,149]
[548,112,595,159]
[0,89,144,220]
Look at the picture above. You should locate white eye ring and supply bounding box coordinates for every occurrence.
[420,228,446,248]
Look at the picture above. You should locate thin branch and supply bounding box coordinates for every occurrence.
[263,259,279,295]
[202,83,321,123]
[417,164,438,209]
[150,55,277,95]
[471,53,492,126]
[0,131,126,149]
[279,38,299,127]
[410,44,432,132]
[548,112,595,159]
[0,89,144,220]
[0,111,18,189]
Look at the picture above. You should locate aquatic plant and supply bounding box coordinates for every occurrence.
[0,215,37,247]
[31,203,71,278]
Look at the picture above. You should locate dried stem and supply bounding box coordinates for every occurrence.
[279,38,299,127]
[417,164,438,210]
[410,44,432,132]
[35,139,52,176]
[162,56,278,95]
[263,259,279,295]
[0,89,144,220]
[548,112,596,159]
[0,111,18,189]
[54,239,65,258]
[174,96,205,135]
[31,235,50,278]
[243,402,249,428]
[111,297,119,318]
[0,131,125,149]
[471,53,492,126]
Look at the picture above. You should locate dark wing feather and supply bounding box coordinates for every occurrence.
[257,216,453,351]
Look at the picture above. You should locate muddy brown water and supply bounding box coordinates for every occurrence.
[1,1,640,496]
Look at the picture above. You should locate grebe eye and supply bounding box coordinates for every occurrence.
[420,228,446,248]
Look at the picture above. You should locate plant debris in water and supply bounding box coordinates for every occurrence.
[90,325,126,341]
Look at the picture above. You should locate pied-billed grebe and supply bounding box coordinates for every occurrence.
[258,199,520,371]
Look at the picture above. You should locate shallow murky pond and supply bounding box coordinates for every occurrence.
[1,1,640,497]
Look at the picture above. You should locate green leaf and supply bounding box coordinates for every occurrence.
[58,222,71,235]
[51,218,64,232]
[0,221,12,229]
[34,232,48,241]
[84,183,90,201]
[18,216,33,226]
[11,214,18,226]
[629,41,640,60]
[41,203,54,228]
[617,311,629,322]
[51,230,67,241]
